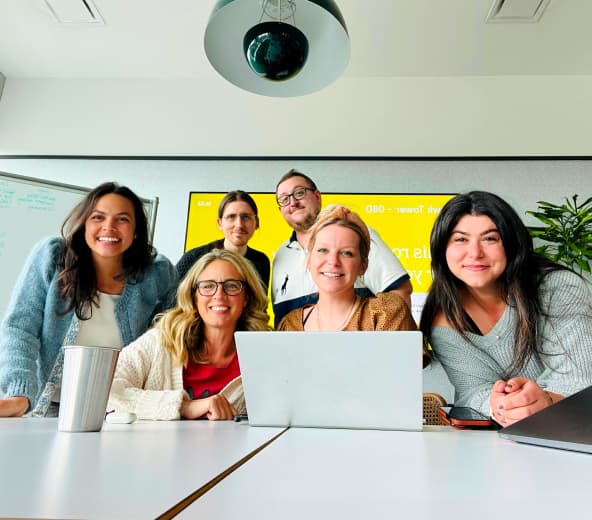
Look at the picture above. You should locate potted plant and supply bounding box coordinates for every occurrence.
[526,194,592,275]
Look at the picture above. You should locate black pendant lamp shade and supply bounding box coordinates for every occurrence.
[205,0,349,97]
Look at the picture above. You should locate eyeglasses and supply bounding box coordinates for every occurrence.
[194,279,245,296]
[222,213,256,223]
[276,187,314,207]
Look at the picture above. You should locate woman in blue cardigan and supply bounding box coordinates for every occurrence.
[0,182,177,417]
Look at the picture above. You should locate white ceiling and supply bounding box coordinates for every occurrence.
[0,0,591,81]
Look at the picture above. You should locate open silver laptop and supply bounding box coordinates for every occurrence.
[235,330,423,431]
[498,384,592,454]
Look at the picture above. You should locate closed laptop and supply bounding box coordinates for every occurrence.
[498,384,592,454]
[235,330,423,431]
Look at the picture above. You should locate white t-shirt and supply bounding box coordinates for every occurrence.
[53,292,122,402]
[75,292,122,348]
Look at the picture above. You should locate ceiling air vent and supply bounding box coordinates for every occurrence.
[42,0,104,24]
[486,0,551,23]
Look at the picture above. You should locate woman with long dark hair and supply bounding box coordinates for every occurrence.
[420,191,592,425]
[0,182,176,417]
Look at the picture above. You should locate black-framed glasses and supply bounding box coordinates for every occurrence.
[276,187,314,207]
[194,279,245,296]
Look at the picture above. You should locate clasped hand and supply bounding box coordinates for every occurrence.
[180,394,236,421]
[489,377,553,426]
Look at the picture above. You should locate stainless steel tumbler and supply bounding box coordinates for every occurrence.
[58,345,121,432]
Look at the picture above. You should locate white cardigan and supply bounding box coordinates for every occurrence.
[107,328,246,420]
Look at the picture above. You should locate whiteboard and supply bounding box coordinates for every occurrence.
[0,171,158,319]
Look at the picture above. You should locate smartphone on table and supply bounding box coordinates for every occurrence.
[438,406,501,430]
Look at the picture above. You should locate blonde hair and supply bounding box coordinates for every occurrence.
[307,204,371,271]
[155,249,270,365]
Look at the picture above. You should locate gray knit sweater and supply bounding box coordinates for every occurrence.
[430,270,592,416]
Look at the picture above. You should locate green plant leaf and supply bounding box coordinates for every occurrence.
[527,194,592,274]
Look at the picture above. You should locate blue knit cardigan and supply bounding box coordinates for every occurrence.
[0,236,177,408]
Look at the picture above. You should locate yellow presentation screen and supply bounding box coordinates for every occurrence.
[184,193,454,321]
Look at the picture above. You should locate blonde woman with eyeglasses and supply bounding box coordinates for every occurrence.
[176,190,270,291]
[108,249,270,421]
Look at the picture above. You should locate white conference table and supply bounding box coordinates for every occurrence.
[0,418,284,520]
[179,426,592,520]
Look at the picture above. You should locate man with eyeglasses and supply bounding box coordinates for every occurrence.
[271,169,412,327]
[176,190,270,290]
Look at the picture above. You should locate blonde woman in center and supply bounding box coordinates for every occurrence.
[277,204,418,336]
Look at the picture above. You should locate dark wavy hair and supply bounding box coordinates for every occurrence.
[419,190,567,375]
[57,182,154,319]
[217,190,260,227]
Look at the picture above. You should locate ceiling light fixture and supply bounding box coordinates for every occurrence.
[204,0,349,97]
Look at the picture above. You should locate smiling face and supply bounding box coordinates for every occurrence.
[276,175,321,233]
[84,193,136,264]
[307,224,366,297]
[445,214,507,293]
[195,259,247,332]
[216,200,258,248]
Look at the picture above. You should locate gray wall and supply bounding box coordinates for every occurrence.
[0,157,588,264]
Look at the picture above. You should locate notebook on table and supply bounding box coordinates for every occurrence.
[498,384,592,454]
[234,330,423,431]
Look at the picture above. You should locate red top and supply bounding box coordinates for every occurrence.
[182,353,241,400]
